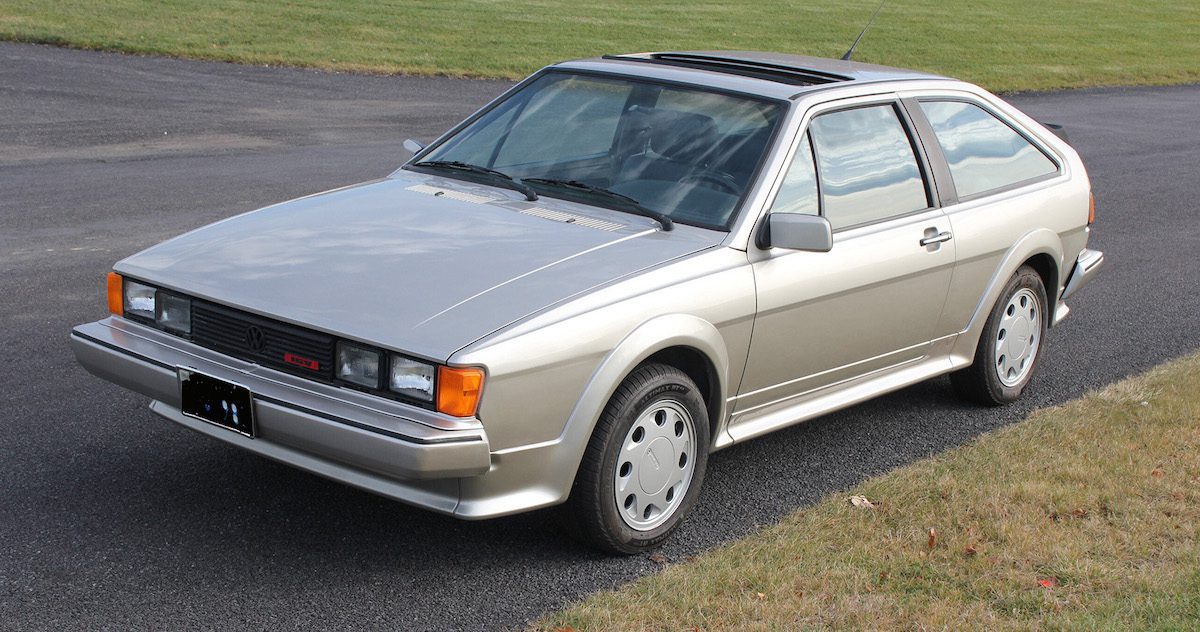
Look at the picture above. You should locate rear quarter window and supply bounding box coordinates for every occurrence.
[919,100,1058,199]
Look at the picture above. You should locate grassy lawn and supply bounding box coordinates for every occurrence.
[1,1,1198,92]
[536,352,1200,630]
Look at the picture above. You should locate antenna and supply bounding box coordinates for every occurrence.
[841,0,887,61]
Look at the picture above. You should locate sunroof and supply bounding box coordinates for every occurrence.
[603,53,851,86]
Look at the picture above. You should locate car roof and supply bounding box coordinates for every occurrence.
[554,51,950,100]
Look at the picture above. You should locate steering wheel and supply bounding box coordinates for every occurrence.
[681,169,742,195]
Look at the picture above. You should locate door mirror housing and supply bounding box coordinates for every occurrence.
[402,138,425,159]
[758,213,833,252]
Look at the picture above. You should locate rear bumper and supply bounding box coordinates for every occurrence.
[1054,247,1104,325]
[70,317,492,515]
[1062,247,1105,301]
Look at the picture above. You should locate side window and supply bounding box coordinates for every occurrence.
[919,100,1058,198]
[810,104,929,230]
[769,133,819,215]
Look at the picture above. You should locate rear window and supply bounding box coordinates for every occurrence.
[919,100,1058,198]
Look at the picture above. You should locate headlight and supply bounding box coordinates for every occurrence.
[336,341,381,389]
[156,292,192,334]
[122,279,156,320]
[389,355,435,401]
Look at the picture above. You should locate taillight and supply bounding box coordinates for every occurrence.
[1088,192,1096,225]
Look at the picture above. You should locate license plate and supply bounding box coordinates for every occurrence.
[179,368,256,437]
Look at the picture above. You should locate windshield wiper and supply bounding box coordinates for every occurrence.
[523,178,673,231]
[411,160,538,201]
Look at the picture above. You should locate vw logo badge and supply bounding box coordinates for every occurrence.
[244,325,266,351]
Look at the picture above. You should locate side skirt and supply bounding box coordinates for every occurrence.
[717,335,964,448]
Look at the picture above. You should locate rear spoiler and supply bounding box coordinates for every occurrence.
[1041,122,1070,145]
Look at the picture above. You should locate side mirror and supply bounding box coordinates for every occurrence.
[758,213,833,252]
[402,138,425,159]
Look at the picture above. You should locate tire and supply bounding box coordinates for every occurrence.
[565,363,710,555]
[951,265,1048,406]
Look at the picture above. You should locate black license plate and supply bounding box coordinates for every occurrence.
[179,368,256,437]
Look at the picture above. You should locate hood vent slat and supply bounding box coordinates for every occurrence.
[519,207,623,232]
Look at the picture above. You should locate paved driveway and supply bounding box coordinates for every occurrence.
[1,42,1198,631]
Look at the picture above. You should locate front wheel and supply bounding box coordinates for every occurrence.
[951,265,1048,405]
[565,363,709,554]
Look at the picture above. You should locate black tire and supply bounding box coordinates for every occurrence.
[565,363,710,555]
[951,265,1048,406]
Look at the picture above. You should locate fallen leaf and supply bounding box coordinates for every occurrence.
[554,627,577,632]
[849,495,875,509]
[648,553,668,565]
[927,527,938,549]
[1152,467,1165,479]
[964,544,978,556]
[1038,577,1057,588]
[1172,491,1185,501]
[755,592,766,601]
[1071,508,1089,518]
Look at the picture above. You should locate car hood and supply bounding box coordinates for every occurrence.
[115,173,722,360]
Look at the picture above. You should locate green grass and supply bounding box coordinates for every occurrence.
[537,352,1200,630]
[1,1,1198,92]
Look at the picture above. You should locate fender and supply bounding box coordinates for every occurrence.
[453,314,730,518]
[559,312,730,465]
[949,227,1063,367]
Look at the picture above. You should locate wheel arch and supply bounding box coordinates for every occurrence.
[1022,252,1058,311]
[951,229,1063,366]
[639,345,723,446]
[551,314,731,496]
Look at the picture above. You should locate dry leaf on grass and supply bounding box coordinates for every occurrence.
[1152,467,1166,479]
[849,495,875,509]
[648,553,669,565]
[1038,577,1058,588]
[927,527,938,549]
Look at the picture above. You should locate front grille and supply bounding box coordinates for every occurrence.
[191,301,336,381]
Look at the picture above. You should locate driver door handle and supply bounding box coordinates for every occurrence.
[920,230,953,246]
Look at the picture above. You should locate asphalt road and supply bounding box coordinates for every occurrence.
[2,42,1198,631]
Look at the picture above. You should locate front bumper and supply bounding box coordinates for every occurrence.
[70,317,492,515]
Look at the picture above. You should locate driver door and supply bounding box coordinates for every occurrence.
[733,99,955,428]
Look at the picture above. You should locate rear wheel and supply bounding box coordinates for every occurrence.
[951,265,1047,405]
[566,363,709,554]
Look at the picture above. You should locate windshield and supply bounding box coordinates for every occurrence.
[412,71,783,230]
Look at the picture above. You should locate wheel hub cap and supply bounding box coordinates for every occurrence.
[613,400,696,531]
[638,438,673,494]
[995,288,1041,387]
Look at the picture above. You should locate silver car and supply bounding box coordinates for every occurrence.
[72,52,1104,553]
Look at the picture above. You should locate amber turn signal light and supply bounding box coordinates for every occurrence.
[107,272,123,315]
[1088,192,1096,225]
[437,366,484,417]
